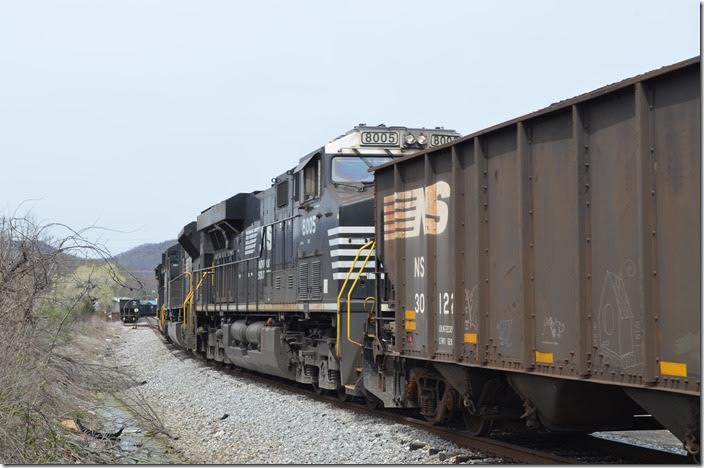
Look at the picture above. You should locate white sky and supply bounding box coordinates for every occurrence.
[0,0,699,254]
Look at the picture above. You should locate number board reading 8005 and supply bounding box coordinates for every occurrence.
[360,131,399,146]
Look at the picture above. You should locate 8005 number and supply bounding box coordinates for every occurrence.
[361,131,399,146]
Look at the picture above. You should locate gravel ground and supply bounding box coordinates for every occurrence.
[110,322,502,464]
[591,430,687,455]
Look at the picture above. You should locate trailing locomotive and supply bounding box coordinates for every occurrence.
[155,58,700,459]
[114,297,140,324]
[155,125,460,397]
[139,300,158,317]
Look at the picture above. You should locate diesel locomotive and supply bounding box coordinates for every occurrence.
[113,297,140,324]
[156,58,700,459]
[155,125,460,397]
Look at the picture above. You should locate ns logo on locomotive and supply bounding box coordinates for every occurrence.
[155,125,459,399]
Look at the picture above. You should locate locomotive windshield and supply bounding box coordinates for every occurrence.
[331,156,391,184]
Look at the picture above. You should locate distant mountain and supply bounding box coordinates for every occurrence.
[114,240,177,273]
[113,240,177,296]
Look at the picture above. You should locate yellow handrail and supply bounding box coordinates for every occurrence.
[188,272,209,333]
[159,304,166,327]
[336,240,374,359]
[181,271,193,330]
[347,241,375,348]
[183,290,194,329]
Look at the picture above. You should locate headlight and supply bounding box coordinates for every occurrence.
[404,134,416,145]
[417,134,428,146]
[134,308,139,312]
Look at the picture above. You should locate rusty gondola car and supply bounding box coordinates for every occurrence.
[364,57,700,457]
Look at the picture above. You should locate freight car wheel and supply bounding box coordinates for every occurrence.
[461,409,493,437]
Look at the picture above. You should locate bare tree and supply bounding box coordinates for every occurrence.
[0,213,151,463]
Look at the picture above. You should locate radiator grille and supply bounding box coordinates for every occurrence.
[287,275,294,289]
[310,261,321,300]
[274,275,281,290]
[298,263,308,300]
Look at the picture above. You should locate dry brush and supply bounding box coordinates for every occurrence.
[0,214,151,463]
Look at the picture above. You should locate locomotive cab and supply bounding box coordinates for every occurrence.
[289,127,460,396]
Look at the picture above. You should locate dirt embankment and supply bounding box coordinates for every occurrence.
[58,318,187,464]
[1,315,187,464]
[0,214,180,464]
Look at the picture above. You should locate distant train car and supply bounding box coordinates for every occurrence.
[114,297,140,324]
[366,57,700,456]
[139,299,158,317]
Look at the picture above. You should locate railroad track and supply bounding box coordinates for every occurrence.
[143,321,691,464]
[139,317,159,328]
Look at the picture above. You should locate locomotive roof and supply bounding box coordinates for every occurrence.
[322,124,459,156]
[196,191,262,233]
[329,123,456,141]
[291,124,458,171]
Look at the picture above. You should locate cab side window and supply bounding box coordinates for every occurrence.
[276,179,289,207]
[303,157,320,201]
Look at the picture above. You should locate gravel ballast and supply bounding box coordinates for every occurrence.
[111,322,500,464]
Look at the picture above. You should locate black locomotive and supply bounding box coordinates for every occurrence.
[139,300,158,317]
[114,298,140,324]
[155,125,460,397]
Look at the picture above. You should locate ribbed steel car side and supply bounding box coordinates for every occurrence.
[374,57,700,396]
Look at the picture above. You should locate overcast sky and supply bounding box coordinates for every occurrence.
[0,0,699,254]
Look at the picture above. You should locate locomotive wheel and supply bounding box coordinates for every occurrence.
[311,380,324,396]
[461,408,494,437]
[337,386,349,402]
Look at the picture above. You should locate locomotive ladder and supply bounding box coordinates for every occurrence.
[335,239,375,359]
[182,271,211,335]
[181,272,193,329]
